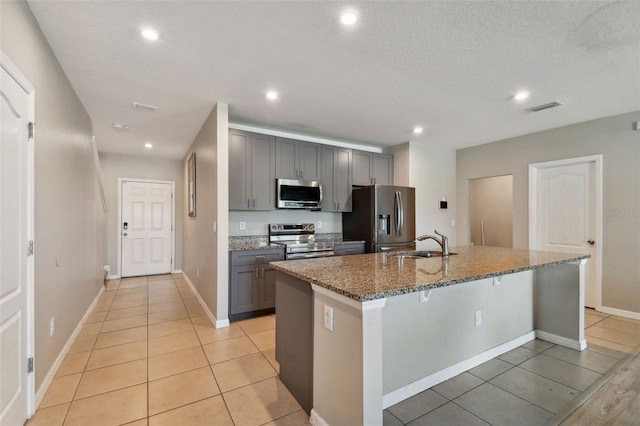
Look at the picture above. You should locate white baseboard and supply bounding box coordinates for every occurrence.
[382,331,536,408]
[171,269,183,274]
[597,305,640,321]
[310,409,330,426]
[181,272,229,329]
[106,274,120,280]
[535,330,586,351]
[35,286,105,409]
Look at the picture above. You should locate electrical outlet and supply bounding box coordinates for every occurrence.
[451,219,455,227]
[50,318,55,337]
[475,310,482,327]
[239,221,246,230]
[323,305,334,332]
[316,220,322,229]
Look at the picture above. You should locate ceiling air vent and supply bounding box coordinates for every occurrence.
[530,101,563,112]
[132,102,159,112]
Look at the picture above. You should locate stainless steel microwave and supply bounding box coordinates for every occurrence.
[276,179,322,210]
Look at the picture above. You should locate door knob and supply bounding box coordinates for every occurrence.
[123,233,128,237]
[587,239,595,245]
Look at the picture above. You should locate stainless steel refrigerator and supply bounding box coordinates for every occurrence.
[342,185,416,253]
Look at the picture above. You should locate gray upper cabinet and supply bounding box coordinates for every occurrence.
[321,146,352,212]
[229,129,276,211]
[275,137,322,181]
[352,150,393,186]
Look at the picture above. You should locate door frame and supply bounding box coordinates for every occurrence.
[528,155,603,310]
[1,50,36,417]
[117,178,175,278]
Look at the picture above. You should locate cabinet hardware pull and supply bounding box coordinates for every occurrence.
[254,268,258,279]
[261,267,264,278]
[252,198,256,208]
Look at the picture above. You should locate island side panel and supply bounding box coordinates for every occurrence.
[534,260,586,349]
[382,271,534,395]
[312,288,385,426]
[275,272,314,414]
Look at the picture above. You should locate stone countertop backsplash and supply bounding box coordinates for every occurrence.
[270,245,590,302]
[228,234,365,251]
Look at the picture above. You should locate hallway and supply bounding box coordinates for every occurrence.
[27,274,307,425]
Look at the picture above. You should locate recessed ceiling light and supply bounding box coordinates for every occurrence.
[265,90,279,101]
[112,123,130,130]
[141,27,159,41]
[413,127,424,135]
[145,142,153,149]
[514,91,530,101]
[340,9,359,26]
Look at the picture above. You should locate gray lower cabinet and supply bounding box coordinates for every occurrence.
[352,150,394,186]
[321,145,352,212]
[334,242,365,256]
[229,248,284,320]
[229,129,276,211]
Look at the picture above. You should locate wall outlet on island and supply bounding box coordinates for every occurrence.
[474,310,482,327]
[323,305,334,332]
[239,221,246,231]
[316,221,322,229]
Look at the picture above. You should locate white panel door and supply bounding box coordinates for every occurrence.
[121,181,172,277]
[535,162,598,307]
[1,57,33,425]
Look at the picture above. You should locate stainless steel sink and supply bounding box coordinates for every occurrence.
[390,250,458,259]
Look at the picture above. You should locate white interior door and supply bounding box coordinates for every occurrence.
[121,181,173,277]
[1,54,34,425]
[530,158,601,308]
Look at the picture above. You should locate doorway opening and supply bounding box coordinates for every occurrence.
[469,175,513,248]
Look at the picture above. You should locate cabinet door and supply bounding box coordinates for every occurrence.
[251,133,276,210]
[373,154,393,185]
[229,130,251,210]
[299,142,322,181]
[321,146,336,212]
[335,148,353,212]
[352,150,373,186]
[275,137,298,179]
[230,265,260,314]
[260,266,278,309]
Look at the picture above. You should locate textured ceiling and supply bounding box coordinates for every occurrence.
[27,1,640,159]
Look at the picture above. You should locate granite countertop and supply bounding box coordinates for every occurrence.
[228,234,364,251]
[270,246,590,302]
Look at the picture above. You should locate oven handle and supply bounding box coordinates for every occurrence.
[286,251,335,260]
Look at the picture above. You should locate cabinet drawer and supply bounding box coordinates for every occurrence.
[230,248,284,266]
[334,243,365,256]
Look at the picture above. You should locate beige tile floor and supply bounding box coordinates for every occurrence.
[27,274,309,426]
[27,273,640,426]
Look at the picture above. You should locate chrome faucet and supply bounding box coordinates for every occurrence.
[416,229,450,257]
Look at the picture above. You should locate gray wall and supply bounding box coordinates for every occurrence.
[1,0,106,389]
[457,111,640,314]
[182,103,229,322]
[99,152,183,274]
[469,175,513,248]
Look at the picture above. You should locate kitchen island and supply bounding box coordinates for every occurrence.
[270,246,589,426]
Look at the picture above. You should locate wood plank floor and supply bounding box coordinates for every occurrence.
[560,350,640,425]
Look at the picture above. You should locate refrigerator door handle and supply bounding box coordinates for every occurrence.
[395,191,404,237]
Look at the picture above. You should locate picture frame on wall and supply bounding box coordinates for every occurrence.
[188,153,196,217]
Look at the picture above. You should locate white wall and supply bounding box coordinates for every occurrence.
[229,210,341,236]
[457,111,640,314]
[99,152,183,275]
[183,103,229,324]
[1,0,106,389]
